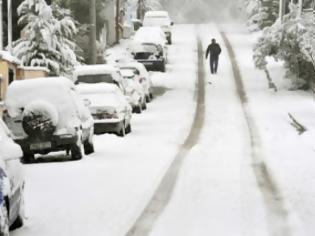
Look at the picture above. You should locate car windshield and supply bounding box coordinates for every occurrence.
[77,74,115,84]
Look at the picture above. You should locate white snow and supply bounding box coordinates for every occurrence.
[11,24,197,236]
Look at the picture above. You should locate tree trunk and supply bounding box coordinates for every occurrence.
[89,0,97,64]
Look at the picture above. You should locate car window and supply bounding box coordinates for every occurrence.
[77,74,114,84]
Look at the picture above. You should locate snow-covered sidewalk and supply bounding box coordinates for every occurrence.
[224,23,315,235]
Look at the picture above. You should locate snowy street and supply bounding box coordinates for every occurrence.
[9,22,315,236]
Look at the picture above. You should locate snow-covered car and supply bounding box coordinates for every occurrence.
[73,64,126,94]
[143,11,173,44]
[3,77,95,163]
[120,69,147,113]
[0,119,24,235]
[119,62,154,102]
[132,42,167,72]
[133,26,167,46]
[77,84,132,136]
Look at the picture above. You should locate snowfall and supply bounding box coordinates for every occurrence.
[11,23,315,236]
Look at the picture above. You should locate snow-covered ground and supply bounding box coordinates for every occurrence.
[11,22,315,236]
[11,25,198,236]
[224,23,315,235]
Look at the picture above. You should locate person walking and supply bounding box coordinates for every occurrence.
[205,38,222,74]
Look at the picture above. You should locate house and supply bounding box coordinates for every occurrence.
[0,51,48,115]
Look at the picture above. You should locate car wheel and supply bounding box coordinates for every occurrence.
[118,123,126,137]
[142,101,147,110]
[160,62,166,72]
[71,142,83,160]
[84,140,94,155]
[150,93,154,100]
[0,202,9,236]
[134,105,142,114]
[125,123,132,134]
[22,151,35,164]
[146,95,151,103]
[10,215,23,230]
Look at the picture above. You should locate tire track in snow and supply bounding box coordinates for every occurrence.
[125,38,206,236]
[220,31,291,236]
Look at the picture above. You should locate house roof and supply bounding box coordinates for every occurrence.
[0,51,21,65]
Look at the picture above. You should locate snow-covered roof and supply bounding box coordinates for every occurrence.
[0,51,21,65]
[73,64,119,77]
[18,66,50,73]
[76,83,119,95]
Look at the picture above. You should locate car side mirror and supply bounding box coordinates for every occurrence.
[1,142,23,161]
[171,22,174,26]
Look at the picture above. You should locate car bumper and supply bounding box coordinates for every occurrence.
[94,121,124,134]
[136,60,164,71]
[15,135,78,154]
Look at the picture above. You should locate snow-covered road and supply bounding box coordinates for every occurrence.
[11,25,198,236]
[11,23,309,236]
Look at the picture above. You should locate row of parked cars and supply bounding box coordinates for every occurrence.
[0,10,173,236]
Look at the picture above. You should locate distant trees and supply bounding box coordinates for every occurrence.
[13,0,80,75]
[243,0,279,30]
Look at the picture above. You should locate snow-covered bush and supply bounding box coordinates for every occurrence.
[253,3,315,90]
[13,0,81,76]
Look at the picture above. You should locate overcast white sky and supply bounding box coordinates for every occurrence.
[162,0,240,23]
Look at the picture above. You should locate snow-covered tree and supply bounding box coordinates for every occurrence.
[12,0,80,76]
[243,0,279,30]
[253,3,315,89]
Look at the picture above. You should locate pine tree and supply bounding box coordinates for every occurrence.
[12,0,80,76]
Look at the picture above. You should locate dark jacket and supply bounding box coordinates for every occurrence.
[206,43,222,59]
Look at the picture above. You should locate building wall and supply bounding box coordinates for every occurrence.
[0,61,17,101]
[17,69,48,80]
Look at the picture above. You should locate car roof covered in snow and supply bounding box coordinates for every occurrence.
[133,26,166,45]
[76,83,120,95]
[5,77,80,123]
[73,64,119,77]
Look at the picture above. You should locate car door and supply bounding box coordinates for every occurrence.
[0,120,24,224]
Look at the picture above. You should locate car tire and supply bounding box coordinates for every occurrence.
[118,124,126,137]
[150,93,154,100]
[142,101,147,110]
[10,215,23,230]
[22,152,35,164]
[134,105,142,114]
[146,95,151,103]
[0,202,9,236]
[71,142,83,160]
[84,140,94,155]
[160,62,166,72]
[125,123,132,134]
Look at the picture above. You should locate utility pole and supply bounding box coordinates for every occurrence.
[298,0,303,16]
[279,0,285,22]
[0,0,3,50]
[7,0,12,52]
[115,0,120,43]
[89,0,97,64]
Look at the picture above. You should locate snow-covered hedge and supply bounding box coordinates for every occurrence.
[253,3,315,89]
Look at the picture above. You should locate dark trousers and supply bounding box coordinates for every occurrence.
[210,56,219,74]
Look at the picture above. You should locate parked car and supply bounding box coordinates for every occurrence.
[143,11,173,44]
[120,68,147,113]
[0,118,24,235]
[77,83,132,136]
[119,62,154,102]
[132,42,167,72]
[73,64,126,94]
[3,77,95,163]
